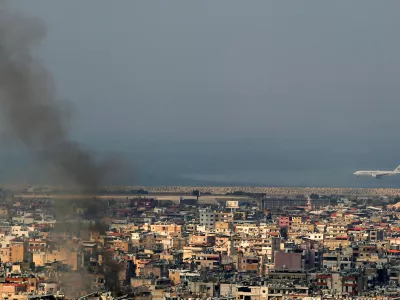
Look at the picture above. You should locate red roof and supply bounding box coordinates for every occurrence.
[388,250,400,253]
[107,232,122,237]
[351,227,366,231]
[3,283,26,287]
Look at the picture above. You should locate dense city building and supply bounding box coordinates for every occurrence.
[0,187,400,299]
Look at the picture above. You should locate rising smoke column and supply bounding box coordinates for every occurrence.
[0,1,108,190]
[0,1,123,295]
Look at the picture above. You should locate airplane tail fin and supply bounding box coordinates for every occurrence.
[394,165,400,172]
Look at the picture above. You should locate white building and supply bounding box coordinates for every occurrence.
[199,208,218,230]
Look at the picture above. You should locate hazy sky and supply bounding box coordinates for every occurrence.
[4,1,400,186]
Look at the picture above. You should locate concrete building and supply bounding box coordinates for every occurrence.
[199,208,219,230]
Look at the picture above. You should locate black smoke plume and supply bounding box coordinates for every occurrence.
[0,1,124,295]
[0,1,113,191]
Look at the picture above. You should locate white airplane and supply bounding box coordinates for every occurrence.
[353,165,400,179]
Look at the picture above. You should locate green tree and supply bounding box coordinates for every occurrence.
[392,197,400,205]
[192,190,201,200]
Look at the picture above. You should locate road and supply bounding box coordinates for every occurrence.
[13,194,253,204]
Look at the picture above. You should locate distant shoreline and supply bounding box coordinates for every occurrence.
[8,185,400,197]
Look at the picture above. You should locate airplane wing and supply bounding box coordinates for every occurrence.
[372,174,388,179]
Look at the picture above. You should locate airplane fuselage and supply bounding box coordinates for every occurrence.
[353,170,399,179]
